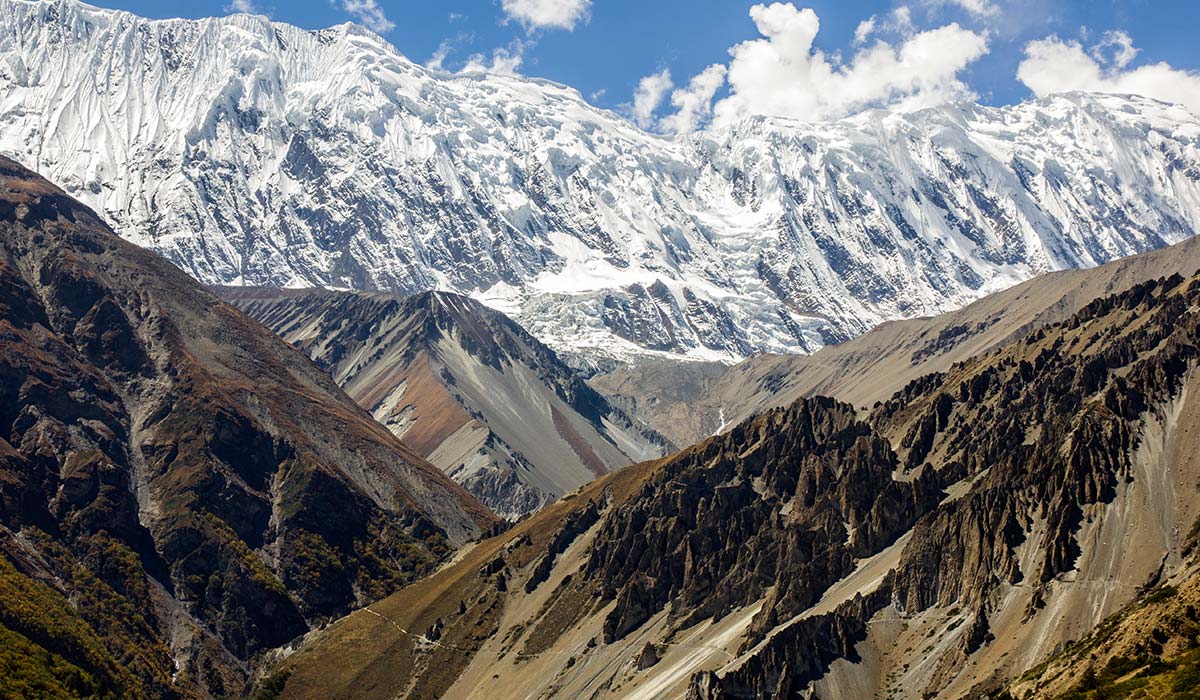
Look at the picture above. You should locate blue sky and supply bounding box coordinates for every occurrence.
[92,0,1200,129]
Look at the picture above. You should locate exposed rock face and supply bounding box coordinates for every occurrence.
[221,286,668,518]
[0,157,494,698]
[584,396,939,645]
[275,265,1200,700]
[1009,558,1200,698]
[2,1,1200,367]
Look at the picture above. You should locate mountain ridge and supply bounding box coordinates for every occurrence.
[269,263,1200,700]
[594,232,1200,448]
[220,285,668,518]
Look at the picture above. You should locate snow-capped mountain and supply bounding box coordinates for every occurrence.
[2,0,1200,367]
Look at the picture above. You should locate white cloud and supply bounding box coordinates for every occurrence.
[226,0,257,12]
[660,64,728,134]
[1017,32,1200,115]
[340,0,395,34]
[710,3,989,125]
[502,0,591,31]
[924,0,998,18]
[853,6,914,46]
[853,16,877,46]
[427,41,453,71]
[462,41,527,77]
[631,68,673,128]
[1090,30,1138,70]
[426,33,474,72]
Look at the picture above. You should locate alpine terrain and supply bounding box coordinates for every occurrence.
[272,261,1200,700]
[2,0,1200,367]
[0,156,495,699]
[220,286,668,518]
[4,1,1200,699]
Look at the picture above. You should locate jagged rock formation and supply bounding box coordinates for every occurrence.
[0,157,495,699]
[220,286,668,518]
[272,265,1200,700]
[584,396,939,646]
[594,232,1200,448]
[2,1,1200,367]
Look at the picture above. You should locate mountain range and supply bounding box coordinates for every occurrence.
[594,232,1200,448]
[2,0,1200,369]
[5,146,1200,698]
[6,2,1200,699]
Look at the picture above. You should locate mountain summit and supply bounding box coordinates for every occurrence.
[1,0,1199,366]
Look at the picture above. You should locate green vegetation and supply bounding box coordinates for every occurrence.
[0,550,132,700]
[353,515,443,601]
[287,529,346,596]
[1059,647,1200,699]
[0,623,109,700]
[201,512,290,596]
[248,671,291,700]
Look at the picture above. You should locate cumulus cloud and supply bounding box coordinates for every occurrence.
[341,0,395,34]
[709,3,989,126]
[502,0,591,31]
[660,64,728,134]
[853,16,877,46]
[1017,31,1200,115]
[631,68,673,128]
[226,0,257,13]
[1090,30,1138,69]
[427,40,453,71]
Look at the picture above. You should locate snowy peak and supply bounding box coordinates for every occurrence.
[2,1,1200,367]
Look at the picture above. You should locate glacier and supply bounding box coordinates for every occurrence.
[2,0,1200,368]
